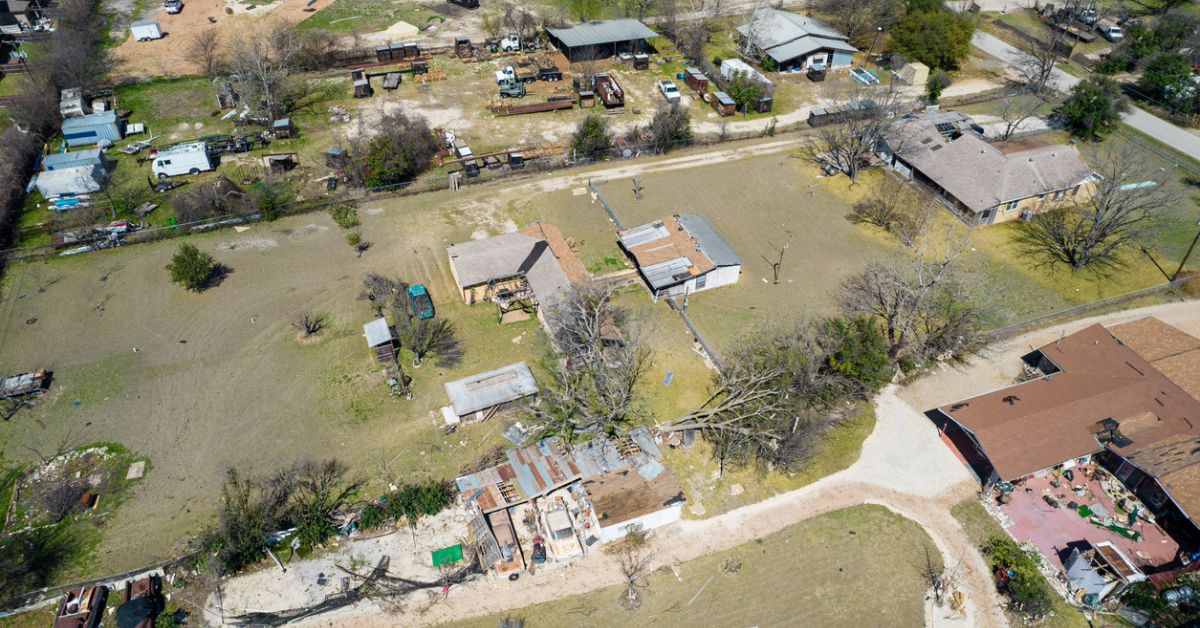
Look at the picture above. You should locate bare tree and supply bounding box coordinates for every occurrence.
[187,28,224,77]
[526,284,651,441]
[1015,28,1067,95]
[847,173,931,242]
[840,227,984,361]
[815,0,904,45]
[994,95,1042,141]
[807,84,906,183]
[228,24,301,120]
[658,322,865,472]
[1014,149,1178,273]
[292,311,326,336]
[611,524,654,610]
[396,317,464,368]
[621,0,657,19]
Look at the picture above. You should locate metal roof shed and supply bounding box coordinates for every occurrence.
[445,361,538,418]
[546,19,658,61]
[43,148,105,171]
[362,318,392,347]
[61,111,123,147]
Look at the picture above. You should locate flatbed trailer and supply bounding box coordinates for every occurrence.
[489,95,575,116]
[592,73,624,108]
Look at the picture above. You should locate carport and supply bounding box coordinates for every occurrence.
[546,18,658,62]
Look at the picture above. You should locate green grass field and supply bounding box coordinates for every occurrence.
[456,504,940,628]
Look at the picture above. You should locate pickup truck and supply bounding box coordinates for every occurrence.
[1096,18,1123,42]
[657,79,680,103]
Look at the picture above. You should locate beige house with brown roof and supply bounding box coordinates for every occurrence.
[880,111,1096,227]
[446,223,588,330]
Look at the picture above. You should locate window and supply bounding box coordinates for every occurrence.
[1005,200,1019,211]
[696,273,708,289]
[1071,185,1080,197]
[1053,190,1066,201]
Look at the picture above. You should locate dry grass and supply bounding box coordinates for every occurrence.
[454,504,940,628]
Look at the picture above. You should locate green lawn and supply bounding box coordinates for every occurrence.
[455,504,939,628]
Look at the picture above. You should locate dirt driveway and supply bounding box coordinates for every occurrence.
[112,0,336,78]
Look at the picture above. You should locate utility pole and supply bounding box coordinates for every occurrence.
[1171,219,1200,281]
[763,242,789,284]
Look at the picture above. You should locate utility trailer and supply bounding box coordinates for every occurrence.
[383,72,402,90]
[489,95,575,116]
[592,73,624,108]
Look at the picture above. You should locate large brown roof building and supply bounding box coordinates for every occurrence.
[935,317,1200,525]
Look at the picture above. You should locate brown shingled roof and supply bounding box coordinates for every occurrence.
[938,320,1200,481]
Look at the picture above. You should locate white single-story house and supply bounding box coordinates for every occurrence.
[35,164,106,199]
[737,8,857,71]
[618,214,741,300]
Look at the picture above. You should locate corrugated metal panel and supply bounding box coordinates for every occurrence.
[618,222,668,248]
[677,214,742,267]
[445,361,538,416]
[546,18,657,49]
[640,257,692,291]
[362,318,391,347]
[43,149,103,171]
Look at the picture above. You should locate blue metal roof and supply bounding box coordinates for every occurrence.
[677,214,742,267]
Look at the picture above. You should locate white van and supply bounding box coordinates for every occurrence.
[130,21,162,42]
[152,142,212,179]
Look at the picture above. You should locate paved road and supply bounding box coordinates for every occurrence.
[972,31,1200,161]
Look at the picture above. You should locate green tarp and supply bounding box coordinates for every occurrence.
[432,544,463,567]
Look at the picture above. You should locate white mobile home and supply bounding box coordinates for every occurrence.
[35,164,106,199]
[618,214,742,300]
[152,142,213,179]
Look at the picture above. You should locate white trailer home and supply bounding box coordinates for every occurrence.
[618,214,742,300]
[130,21,162,42]
[151,142,212,179]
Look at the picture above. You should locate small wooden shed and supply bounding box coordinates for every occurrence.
[895,61,929,86]
[710,91,735,116]
[684,67,709,93]
[272,118,294,139]
[363,318,395,363]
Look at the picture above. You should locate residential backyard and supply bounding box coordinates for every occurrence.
[455,505,941,628]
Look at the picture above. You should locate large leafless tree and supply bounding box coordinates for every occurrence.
[994,95,1043,141]
[840,227,985,361]
[807,84,907,182]
[526,284,651,441]
[187,28,224,77]
[847,173,932,244]
[228,24,302,120]
[815,0,904,45]
[1015,28,1068,95]
[1014,149,1178,273]
[658,322,862,472]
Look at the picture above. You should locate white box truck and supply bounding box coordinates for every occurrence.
[152,142,212,179]
[130,21,162,42]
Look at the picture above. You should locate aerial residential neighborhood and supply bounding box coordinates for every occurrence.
[2,0,1200,626]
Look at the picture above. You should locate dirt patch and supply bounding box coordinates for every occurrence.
[216,235,280,251]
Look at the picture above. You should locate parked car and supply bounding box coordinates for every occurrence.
[164,0,182,14]
[657,79,681,103]
[407,284,434,320]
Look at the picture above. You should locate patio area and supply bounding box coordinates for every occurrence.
[1000,461,1181,572]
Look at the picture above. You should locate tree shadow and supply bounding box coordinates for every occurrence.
[0,524,86,606]
[195,264,233,292]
